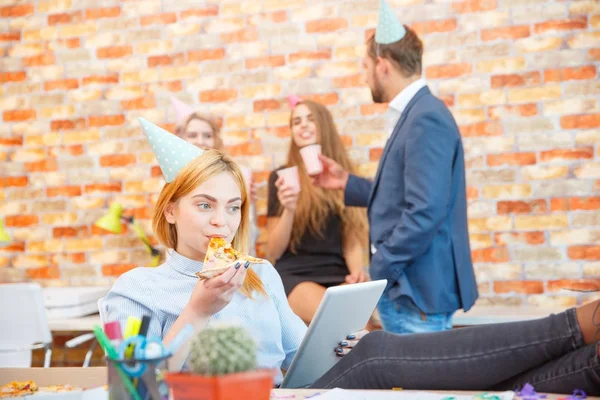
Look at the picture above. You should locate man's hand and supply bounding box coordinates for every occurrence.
[312,154,350,191]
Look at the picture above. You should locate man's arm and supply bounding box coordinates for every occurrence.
[370,112,456,280]
[344,174,373,207]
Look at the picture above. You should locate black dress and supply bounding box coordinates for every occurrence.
[267,169,349,296]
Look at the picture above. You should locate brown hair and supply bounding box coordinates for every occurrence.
[366,25,423,78]
[178,113,224,151]
[153,150,266,298]
[284,100,368,252]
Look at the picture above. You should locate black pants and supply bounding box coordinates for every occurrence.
[311,308,600,394]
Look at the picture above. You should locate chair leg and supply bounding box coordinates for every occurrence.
[83,340,97,368]
[43,346,52,368]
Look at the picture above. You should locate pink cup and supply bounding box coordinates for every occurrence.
[299,144,323,176]
[240,166,252,195]
[276,166,300,193]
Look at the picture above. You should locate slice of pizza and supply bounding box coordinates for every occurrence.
[0,381,38,398]
[196,237,265,280]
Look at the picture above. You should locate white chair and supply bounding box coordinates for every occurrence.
[0,283,98,368]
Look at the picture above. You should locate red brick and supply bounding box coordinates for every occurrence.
[568,246,600,260]
[251,127,289,140]
[85,7,121,19]
[487,152,536,167]
[84,183,122,193]
[560,114,600,130]
[180,6,219,19]
[0,71,26,83]
[22,53,56,67]
[303,93,339,106]
[370,148,384,161]
[471,247,509,263]
[130,207,152,220]
[440,95,455,107]
[120,96,156,110]
[497,200,547,214]
[0,137,23,146]
[254,99,282,112]
[534,17,588,34]
[453,0,497,13]
[551,197,600,211]
[1,242,25,252]
[0,176,28,188]
[488,104,538,119]
[150,165,162,177]
[199,89,238,103]
[56,38,81,49]
[25,159,58,173]
[544,66,596,82]
[102,264,137,276]
[51,119,86,131]
[547,279,600,292]
[44,79,79,91]
[97,46,133,59]
[89,115,125,127]
[82,75,119,85]
[491,72,540,88]
[6,215,39,227]
[460,121,502,137]
[49,144,84,157]
[425,63,472,79]
[540,147,594,161]
[589,49,600,61]
[226,142,263,157]
[0,4,34,17]
[466,187,478,200]
[494,281,544,294]
[333,74,363,88]
[99,154,136,167]
[246,55,285,69]
[360,103,389,116]
[306,18,348,33]
[289,50,332,63]
[0,32,21,41]
[3,110,36,122]
[147,81,182,93]
[148,54,184,67]
[411,18,457,35]
[26,266,60,280]
[494,232,545,246]
[482,25,530,41]
[188,48,225,62]
[140,12,177,26]
[47,186,82,197]
[48,11,82,25]
[220,29,259,43]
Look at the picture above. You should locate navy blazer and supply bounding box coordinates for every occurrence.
[345,86,478,314]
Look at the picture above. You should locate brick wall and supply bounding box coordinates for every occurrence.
[1,0,599,307]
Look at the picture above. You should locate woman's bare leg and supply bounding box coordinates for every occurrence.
[288,281,327,325]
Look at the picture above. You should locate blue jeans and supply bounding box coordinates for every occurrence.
[377,293,453,334]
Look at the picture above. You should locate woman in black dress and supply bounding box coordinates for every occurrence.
[267,99,369,324]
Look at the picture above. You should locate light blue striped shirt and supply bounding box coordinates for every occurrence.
[102,251,308,385]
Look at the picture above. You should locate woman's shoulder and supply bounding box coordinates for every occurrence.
[109,264,165,293]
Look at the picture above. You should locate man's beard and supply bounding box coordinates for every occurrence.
[370,76,385,104]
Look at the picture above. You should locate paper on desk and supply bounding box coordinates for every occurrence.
[22,387,108,399]
[309,389,515,400]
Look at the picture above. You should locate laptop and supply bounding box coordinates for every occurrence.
[280,279,387,388]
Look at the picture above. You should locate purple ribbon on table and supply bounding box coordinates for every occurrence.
[516,383,547,400]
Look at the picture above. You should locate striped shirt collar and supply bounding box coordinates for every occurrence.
[167,250,204,278]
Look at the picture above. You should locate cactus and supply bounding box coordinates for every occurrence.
[188,324,257,376]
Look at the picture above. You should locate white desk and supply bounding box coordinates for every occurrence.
[47,305,566,332]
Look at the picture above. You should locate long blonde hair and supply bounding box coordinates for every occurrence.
[284,100,368,252]
[153,150,266,298]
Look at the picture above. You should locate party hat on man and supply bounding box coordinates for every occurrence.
[375,0,406,44]
[170,96,195,125]
[138,117,204,183]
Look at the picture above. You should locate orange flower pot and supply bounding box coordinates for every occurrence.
[165,370,276,400]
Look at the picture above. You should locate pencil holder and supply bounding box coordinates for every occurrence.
[107,354,171,400]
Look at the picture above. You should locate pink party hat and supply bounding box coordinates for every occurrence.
[170,96,195,125]
[287,94,302,108]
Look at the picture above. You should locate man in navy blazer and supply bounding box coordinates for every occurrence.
[315,10,478,333]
